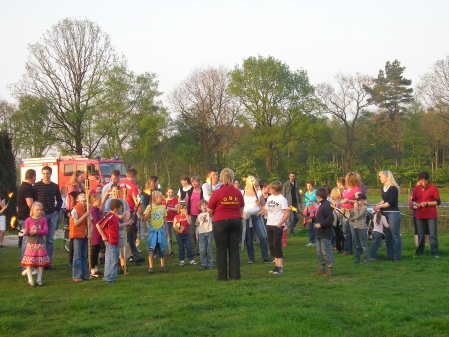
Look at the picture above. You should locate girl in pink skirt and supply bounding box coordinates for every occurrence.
[21,202,51,287]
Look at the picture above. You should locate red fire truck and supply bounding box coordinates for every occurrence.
[19,155,127,190]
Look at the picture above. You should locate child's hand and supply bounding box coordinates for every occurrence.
[30,226,37,235]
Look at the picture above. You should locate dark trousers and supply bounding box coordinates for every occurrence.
[69,239,74,265]
[334,224,344,252]
[90,244,101,267]
[127,219,141,260]
[267,225,283,258]
[212,219,242,281]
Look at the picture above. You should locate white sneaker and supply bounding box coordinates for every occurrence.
[305,243,314,247]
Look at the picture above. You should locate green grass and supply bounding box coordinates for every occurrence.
[1,230,449,337]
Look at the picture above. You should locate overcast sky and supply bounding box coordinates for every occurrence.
[1,0,448,106]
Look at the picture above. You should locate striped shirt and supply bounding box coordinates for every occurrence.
[33,180,63,214]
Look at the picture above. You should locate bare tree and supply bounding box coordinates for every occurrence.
[316,73,374,171]
[416,55,449,122]
[10,18,119,155]
[169,66,241,169]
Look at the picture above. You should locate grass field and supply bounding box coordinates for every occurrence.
[1,227,448,337]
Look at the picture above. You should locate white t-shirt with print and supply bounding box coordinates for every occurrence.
[265,193,288,227]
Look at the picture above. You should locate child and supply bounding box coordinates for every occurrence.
[172,203,197,267]
[196,199,213,270]
[314,187,335,276]
[349,194,369,264]
[144,191,168,274]
[21,202,51,287]
[370,210,389,261]
[259,181,289,274]
[89,193,103,277]
[70,193,91,282]
[162,187,179,257]
[330,187,344,254]
[96,199,123,283]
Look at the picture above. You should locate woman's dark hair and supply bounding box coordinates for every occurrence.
[316,187,328,200]
[418,171,430,180]
[306,180,315,187]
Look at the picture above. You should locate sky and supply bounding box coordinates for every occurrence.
[1,0,448,106]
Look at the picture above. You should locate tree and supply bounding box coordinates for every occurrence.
[10,95,56,157]
[364,60,414,165]
[416,55,449,123]
[10,18,119,155]
[316,73,374,171]
[169,66,241,170]
[0,131,17,218]
[0,100,15,132]
[228,55,316,175]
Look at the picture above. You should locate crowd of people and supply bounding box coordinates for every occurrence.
[13,165,442,286]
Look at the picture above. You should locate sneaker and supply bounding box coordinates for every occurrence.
[0,245,5,249]
[314,270,326,275]
[434,255,440,259]
[128,256,135,262]
[305,243,314,247]
[91,272,101,278]
[190,260,197,266]
[273,267,284,274]
[160,267,167,272]
[247,259,255,264]
[179,260,185,266]
[199,266,207,271]
[325,270,334,277]
[269,266,279,274]
[72,278,83,283]
[148,268,154,274]
[263,257,274,263]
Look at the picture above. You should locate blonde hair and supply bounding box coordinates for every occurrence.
[152,190,163,205]
[30,202,43,214]
[89,193,101,204]
[330,187,342,201]
[69,170,84,190]
[378,170,400,192]
[245,175,256,189]
[219,168,234,186]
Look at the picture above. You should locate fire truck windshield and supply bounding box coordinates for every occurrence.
[100,162,127,176]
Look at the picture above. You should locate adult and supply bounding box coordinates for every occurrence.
[303,180,318,247]
[33,166,63,269]
[281,172,301,235]
[177,175,192,203]
[118,168,145,266]
[208,168,244,281]
[67,170,85,266]
[101,169,121,199]
[17,169,36,261]
[341,172,362,256]
[411,171,440,258]
[373,170,402,261]
[355,171,367,196]
[233,179,243,193]
[185,176,203,255]
[0,193,8,249]
[202,169,222,202]
[242,175,272,264]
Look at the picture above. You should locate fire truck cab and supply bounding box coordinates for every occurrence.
[20,155,127,191]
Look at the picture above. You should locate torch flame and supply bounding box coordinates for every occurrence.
[205,178,211,183]
[8,192,13,198]
[143,189,152,195]
[10,216,17,229]
[299,189,304,195]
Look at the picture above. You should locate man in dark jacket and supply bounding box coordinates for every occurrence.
[281,172,301,235]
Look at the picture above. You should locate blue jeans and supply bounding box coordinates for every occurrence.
[316,238,334,267]
[353,228,369,263]
[307,220,316,244]
[213,219,242,281]
[370,231,383,260]
[198,232,214,267]
[175,233,194,261]
[383,211,402,260]
[72,238,89,279]
[415,218,439,256]
[342,216,354,254]
[245,215,269,260]
[44,213,57,265]
[103,242,119,282]
[166,221,174,254]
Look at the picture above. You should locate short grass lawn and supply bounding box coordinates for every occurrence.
[0,230,448,337]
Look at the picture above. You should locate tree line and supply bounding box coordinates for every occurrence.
[1,18,449,189]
